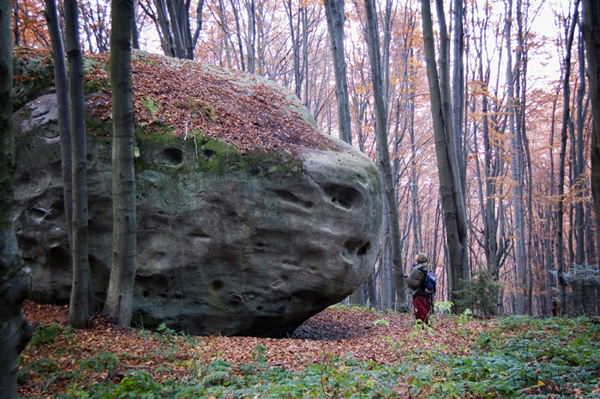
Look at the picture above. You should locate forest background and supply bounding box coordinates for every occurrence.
[10,0,600,319]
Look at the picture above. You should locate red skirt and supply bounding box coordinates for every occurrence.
[412,295,431,324]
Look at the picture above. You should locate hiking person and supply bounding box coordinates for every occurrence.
[404,253,432,324]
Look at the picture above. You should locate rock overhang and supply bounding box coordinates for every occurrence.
[12,48,383,337]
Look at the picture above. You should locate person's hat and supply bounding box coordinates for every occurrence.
[415,253,428,263]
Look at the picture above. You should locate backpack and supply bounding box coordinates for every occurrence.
[424,271,437,297]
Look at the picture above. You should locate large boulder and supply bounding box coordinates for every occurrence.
[12,50,382,337]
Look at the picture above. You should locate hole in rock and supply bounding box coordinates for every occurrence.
[142,290,150,298]
[358,242,371,256]
[273,189,313,209]
[212,280,224,291]
[46,246,70,271]
[17,172,31,183]
[201,149,215,159]
[343,240,371,258]
[322,184,362,210]
[161,148,184,166]
[29,207,50,222]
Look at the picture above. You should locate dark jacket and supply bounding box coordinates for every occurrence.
[406,263,428,297]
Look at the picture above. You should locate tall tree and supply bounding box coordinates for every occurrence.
[557,1,579,316]
[141,0,204,59]
[324,0,352,144]
[103,0,137,327]
[64,0,94,329]
[469,0,509,313]
[245,0,256,73]
[0,0,33,395]
[364,0,406,309]
[44,0,73,250]
[505,0,526,314]
[420,0,468,306]
[573,30,587,266]
[582,0,600,270]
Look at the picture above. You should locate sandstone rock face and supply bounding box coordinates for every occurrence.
[13,59,382,337]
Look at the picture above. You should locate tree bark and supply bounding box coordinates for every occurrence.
[509,0,526,315]
[420,0,467,308]
[0,1,33,395]
[574,31,587,265]
[65,0,93,329]
[246,0,256,74]
[147,0,203,59]
[558,2,580,316]
[364,0,406,310]
[103,0,137,327]
[44,0,73,250]
[324,0,352,145]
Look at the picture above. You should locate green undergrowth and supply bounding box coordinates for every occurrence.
[19,315,600,398]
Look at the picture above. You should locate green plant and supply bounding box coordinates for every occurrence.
[373,319,390,327]
[251,344,268,363]
[454,267,501,318]
[408,319,434,338]
[458,308,474,325]
[434,300,454,316]
[141,96,161,114]
[30,323,66,346]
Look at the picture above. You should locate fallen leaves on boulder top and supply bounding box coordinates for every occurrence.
[12,45,335,155]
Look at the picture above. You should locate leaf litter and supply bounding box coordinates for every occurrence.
[18,300,491,398]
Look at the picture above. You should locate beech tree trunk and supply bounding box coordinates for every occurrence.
[324,0,352,145]
[44,0,73,249]
[65,0,94,329]
[0,1,33,396]
[574,30,587,266]
[103,0,137,327]
[582,0,600,310]
[420,0,468,307]
[557,2,579,316]
[246,0,256,74]
[146,0,204,59]
[364,0,406,310]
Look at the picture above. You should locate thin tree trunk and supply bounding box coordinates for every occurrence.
[65,0,93,329]
[229,0,246,70]
[285,0,302,98]
[153,0,176,57]
[44,0,73,249]
[132,2,140,49]
[364,0,406,310]
[420,0,467,308]
[324,0,352,145]
[103,0,137,327]
[574,31,586,265]
[582,0,600,269]
[246,0,255,73]
[504,0,525,314]
[12,0,20,45]
[558,2,580,316]
[0,0,33,394]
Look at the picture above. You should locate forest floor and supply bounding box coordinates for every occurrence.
[17,300,600,398]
